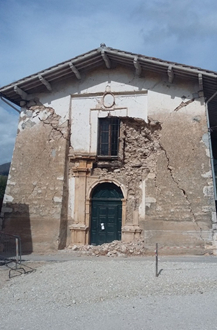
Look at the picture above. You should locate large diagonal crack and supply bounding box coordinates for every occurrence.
[174,98,195,112]
[159,141,204,242]
[38,117,69,141]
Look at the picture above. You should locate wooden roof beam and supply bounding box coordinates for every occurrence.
[69,62,81,79]
[134,56,141,76]
[168,65,174,83]
[198,73,203,91]
[38,75,52,91]
[101,49,111,69]
[14,85,28,100]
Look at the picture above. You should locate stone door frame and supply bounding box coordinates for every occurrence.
[86,179,127,244]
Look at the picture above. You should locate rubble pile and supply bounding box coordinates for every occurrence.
[67,239,150,257]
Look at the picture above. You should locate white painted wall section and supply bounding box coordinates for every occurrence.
[68,177,75,220]
[71,91,147,155]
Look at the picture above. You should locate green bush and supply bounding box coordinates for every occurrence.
[0,175,7,198]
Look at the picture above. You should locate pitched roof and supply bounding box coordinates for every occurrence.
[1,45,217,107]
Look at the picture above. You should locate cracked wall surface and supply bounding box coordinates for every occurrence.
[144,106,215,247]
[2,67,216,253]
[92,117,161,223]
[2,106,69,252]
[90,108,215,248]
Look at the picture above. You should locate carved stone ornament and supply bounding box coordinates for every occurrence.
[103,92,115,108]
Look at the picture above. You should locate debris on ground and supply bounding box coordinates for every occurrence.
[67,239,149,257]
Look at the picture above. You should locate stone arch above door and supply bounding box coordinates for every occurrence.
[87,179,127,200]
[91,182,124,200]
[90,182,125,245]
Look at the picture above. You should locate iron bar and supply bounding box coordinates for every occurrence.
[155,243,158,277]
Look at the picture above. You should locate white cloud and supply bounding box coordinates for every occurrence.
[130,0,217,69]
[1,0,217,86]
[0,0,144,84]
[0,0,217,163]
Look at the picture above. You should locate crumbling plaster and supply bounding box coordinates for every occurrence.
[146,89,215,246]
[3,105,69,251]
[2,66,216,252]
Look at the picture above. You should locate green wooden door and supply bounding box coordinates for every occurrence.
[90,183,123,245]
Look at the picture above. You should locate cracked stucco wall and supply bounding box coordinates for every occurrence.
[144,93,216,247]
[92,106,215,248]
[2,105,69,252]
[69,69,215,251]
[92,117,161,225]
[84,70,215,249]
[2,67,216,252]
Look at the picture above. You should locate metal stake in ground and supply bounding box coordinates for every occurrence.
[155,243,158,277]
[16,238,19,268]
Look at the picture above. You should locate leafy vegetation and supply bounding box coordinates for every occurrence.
[0,162,10,200]
[0,175,7,198]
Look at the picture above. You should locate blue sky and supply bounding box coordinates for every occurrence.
[1,0,217,164]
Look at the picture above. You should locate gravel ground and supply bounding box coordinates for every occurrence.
[1,254,217,329]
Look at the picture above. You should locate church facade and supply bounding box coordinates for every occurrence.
[1,46,217,253]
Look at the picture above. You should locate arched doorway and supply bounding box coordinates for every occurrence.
[90,182,124,245]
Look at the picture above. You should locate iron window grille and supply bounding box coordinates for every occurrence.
[98,117,120,156]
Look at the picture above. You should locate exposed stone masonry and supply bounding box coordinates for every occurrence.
[93,117,162,224]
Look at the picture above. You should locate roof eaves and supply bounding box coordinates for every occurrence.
[0,48,100,92]
[104,48,217,79]
[1,46,217,107]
